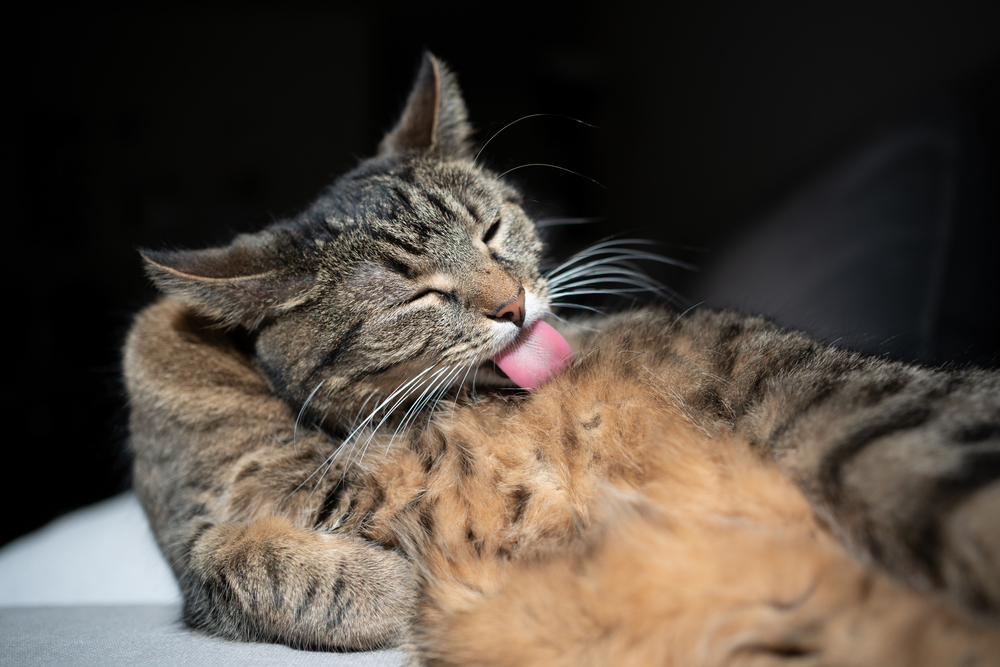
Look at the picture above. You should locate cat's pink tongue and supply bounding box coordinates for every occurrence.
[492,321,573,391]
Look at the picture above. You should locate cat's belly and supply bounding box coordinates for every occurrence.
[332,324,696,588]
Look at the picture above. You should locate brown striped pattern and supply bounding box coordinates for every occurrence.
[124,53,1000,663]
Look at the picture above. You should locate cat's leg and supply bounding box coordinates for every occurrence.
[643,306,1000,622]
[176,516,414,650]
[124,297,417,648]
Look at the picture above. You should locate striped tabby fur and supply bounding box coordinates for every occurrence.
[124,53,1000,663]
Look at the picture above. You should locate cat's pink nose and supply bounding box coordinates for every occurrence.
[493,288,525,327]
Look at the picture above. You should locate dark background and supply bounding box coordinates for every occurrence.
[4,1,998,547]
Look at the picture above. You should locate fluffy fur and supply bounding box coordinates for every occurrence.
[124,53,1000,664]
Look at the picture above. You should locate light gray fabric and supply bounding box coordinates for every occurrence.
[0,605,407,666]
[0,493,180,606]
[0,498,406,665]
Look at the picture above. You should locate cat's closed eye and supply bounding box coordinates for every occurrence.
[482,217,501,244]
[408,289,457,304]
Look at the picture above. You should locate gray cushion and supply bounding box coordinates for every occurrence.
[0,493,178,607]
[0,605,405,666]
[0,496,405,665]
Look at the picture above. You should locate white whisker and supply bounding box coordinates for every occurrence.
[548,263,668,288]
[548,270,680,305]
[499,163,606,189]
[550,288,657,298]
[548,274,671,296]
[454,362,477,409]
[470,363,481,400]
[474,114,596,165]
[549,302,608,314]
[292,379,327,455]
[546,243,697,282]
[426,365,466,423]
[347,365,453,470]
[351,392,380,430]
[288,364,441,498]
[385,365,459,454]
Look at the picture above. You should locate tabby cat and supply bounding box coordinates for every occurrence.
[124,53,1000,665]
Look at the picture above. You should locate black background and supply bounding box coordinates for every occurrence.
[4,1,998,547]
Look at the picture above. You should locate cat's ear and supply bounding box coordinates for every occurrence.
[140,230,316,328]
[378,52,473,158]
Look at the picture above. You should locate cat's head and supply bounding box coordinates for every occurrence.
[141,53,571,422]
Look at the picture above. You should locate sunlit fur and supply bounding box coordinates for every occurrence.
[124,54,1000,662]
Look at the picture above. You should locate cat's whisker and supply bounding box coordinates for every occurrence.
[547,264,680,305]
[454,361,477,405]
[385,365,464,459]
[351,391,381,431]
[405,366,467,454]
[401,368,452,421]
[548,263,667,288]
[470,363,481,400]
[360,360,470,465]
[545,248,691,306]
[553,279,673,297]
[292,379,328,455]
[545,239,697,281]
[549,281,672,303]
[289,365,441,498]
[549,302,608,315]
[498,163,606,189]
[353,365,440,429]
[548,273,671,296]
[545,239,655,276]
[555,237,664,253]
[440,363,474,420]
[550,288,659,298]
[348,367,451,469]
[473,113,597,165]
[546,255,653,284]
[547,250,696,285]
[386,365,459,454]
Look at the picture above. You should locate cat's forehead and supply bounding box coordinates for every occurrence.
[299,155,528,276]
[332,156,520,227]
